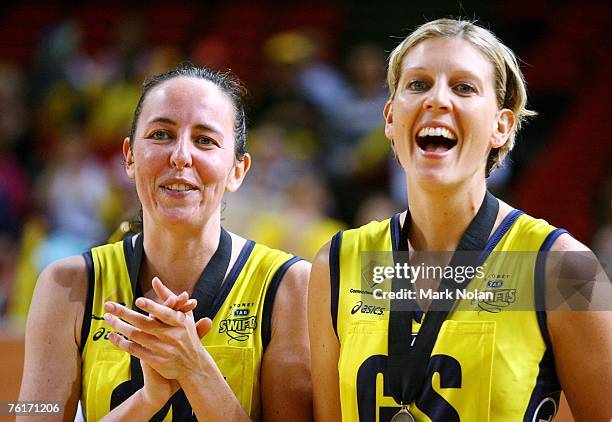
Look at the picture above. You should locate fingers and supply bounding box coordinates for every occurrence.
[195,317,213,339]
[163,291,184,309]
[135,297,187,327]
[104,313,171,356]
[177,298,198,313]
[108,332,161,363]
[162,294,197,313]
[104,301,158,331]
[153,277,196,312]
[152,276,176,303]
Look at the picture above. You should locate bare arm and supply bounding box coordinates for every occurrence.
[308,243,342,421]
[18,256,86,422]
[547,234,612,421]
[261,259,313,421]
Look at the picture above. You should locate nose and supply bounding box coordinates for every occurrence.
[170,134,193,170]
[423,84,452,113]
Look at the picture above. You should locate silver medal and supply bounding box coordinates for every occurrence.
[391,406,415,422]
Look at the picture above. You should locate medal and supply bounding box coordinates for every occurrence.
[391,405,415,422]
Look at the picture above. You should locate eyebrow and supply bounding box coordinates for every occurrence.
[147,117,224,137]
[402,66,484,82]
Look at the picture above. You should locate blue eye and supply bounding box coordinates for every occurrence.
[196,136,218,147]
[454,83,477,95]
[151,130,170,140]
[408,80,429,91]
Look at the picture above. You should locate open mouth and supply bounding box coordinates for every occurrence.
[416,127,458,153]
[161,183,198,192]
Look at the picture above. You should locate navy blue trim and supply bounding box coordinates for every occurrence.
[484,209,524,253]
[521,228,568,420]
[262,256,303,351]
[535,228,569,347]
[329,231,343,338]
[207,240,255,321]
[522,350,562,421]
[123,235,134,272]
[469,209,524,271]
[122,235,139,297]
[79,251,95,353]
[390,213,402,253]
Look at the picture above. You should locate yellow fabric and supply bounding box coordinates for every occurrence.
[81,237,293,421]
[336,213,559,422]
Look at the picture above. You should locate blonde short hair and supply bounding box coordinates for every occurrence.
[387,18,536,175]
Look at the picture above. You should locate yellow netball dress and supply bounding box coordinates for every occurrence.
[333,196,567,421]
[80,229,300,421]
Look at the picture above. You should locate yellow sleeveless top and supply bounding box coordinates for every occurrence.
[80,235,299,421]
[332,210,567,422]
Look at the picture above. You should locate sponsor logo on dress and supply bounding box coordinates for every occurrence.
[473,288,517,313]
[351,300,385,316]
[220,302,257,342]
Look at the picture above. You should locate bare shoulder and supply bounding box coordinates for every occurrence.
[271,259,311,325]
[34,255,88,308]
[313,241,331,265]
[278,258,310,291]
[308,241,332,297]
[30,255,89,346]
[20,255,88,412]
[262,259,313,420]
[550,232,590,252]
[544,234,612,419]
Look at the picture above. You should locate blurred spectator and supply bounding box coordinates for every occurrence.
[0,63,30,319]
[252,30,322,158]
[37,128,111,255]
[299,43,388,147]
[354,193,399,227]
[0,1,609,327]
[295,41,390,223]
[247,175,345,261]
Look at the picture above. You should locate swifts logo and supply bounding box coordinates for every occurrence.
[351,300,385,316]
[474,287,517,313]
[219,302,257,343]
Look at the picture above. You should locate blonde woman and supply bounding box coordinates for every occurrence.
[309,19,611,421]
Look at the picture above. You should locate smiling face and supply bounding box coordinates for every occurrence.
[123,76,250,228]
[384,36,515,191]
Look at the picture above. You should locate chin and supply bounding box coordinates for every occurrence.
[411,169,457,190]
[156,209,202,227]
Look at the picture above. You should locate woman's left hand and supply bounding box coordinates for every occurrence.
[103,297,213,381]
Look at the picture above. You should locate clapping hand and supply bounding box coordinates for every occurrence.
[104,277,212,409]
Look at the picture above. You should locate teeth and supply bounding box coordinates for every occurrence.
[165,183,194,191]
[417,127,456,140]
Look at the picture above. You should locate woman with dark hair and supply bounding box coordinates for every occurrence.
[19,65,312,421]
[308,18,611,421]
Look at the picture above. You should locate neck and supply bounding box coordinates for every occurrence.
[406,180,487,251]
[140,213,221,296]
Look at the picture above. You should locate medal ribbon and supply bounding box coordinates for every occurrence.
[386,191,499,407]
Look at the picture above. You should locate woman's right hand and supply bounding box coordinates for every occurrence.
[140,360,180,410]
[137,281,201,409]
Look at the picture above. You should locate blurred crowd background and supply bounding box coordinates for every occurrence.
[0,0,610,329]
